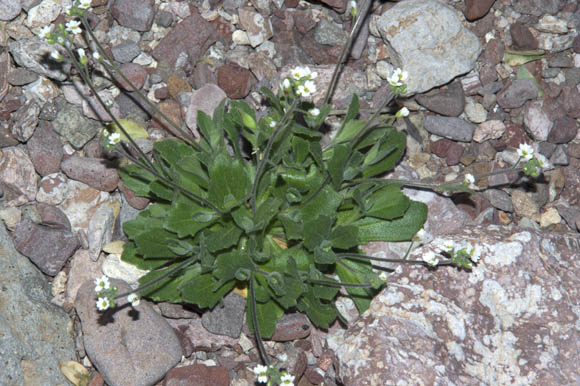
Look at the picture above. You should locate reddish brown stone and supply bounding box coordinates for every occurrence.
[499,124,529,149]
[26,120,63,176]
[464,0,496,21]
[37,203,71,230]
[154,86,170,100]
[114,62,147,91]
[217,63,256,99]
[163,364,230,386]
[548,117,578,144]
[60,156,119,192]
[510,22,538,50]
[118,180,150,210]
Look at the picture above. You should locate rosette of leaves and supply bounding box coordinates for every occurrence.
[119,90,427,338]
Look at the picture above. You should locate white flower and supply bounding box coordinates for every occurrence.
[296,80,317,98]
[50,50,61,60]
[57,36,65,44]
[464,173,475,185]
[350,1,357,11]
[269,120,277,128]
[379,272,388,282]
[127,293,140,307]
[108,132,121,145]
[469,245,482,263]
[92,51,101,60]
[290,66,309,80]
[66,20,82,35]
[39,25,52,39]
[388,68,408,87]
[94,275,110,292]
[280,372,295,386]
[309,107,320,117]
[282,78,291,89]
[395,107,409,118]
[96,297,111,311]
[77,48,86,58]
[253,364,268,383]
[442,240,455,251]
[535,153,549,169]
[78,0,92,9]
[422,251,439,267]
[517,143,534,161]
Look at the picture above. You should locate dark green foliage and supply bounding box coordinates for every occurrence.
[120,94,427,338]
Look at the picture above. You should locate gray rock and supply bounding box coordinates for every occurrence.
[351,16,370,60]
[415,81,465,117]
[329,225,580,385]
[8,38,68,81]
[26,120,63,176]
[7,67,39,85]
[482,189,513,212]
[564,67,580,87]
[10,100,39,142]
[523,101,552,141]
[424,115,475,142]
[548,51,574,68]
[115,92,154,122]
[76,279,182,386]
[314,18,347,46]
[12,219,79,276]
[238,7,273,48]
[201,292,246,338]
[377,0,481,95]
[0,0,22,20]
[512,0,562,16]
[184,83,227,136]
[52,98,99,149]
[110,0,155,32]
[548,116,578,144]
[111,40,141,64]
[497,79,539,109]
[550,144,569,166]
[0,147,38,206]
[0,223,76,385]
[87,206,114,261]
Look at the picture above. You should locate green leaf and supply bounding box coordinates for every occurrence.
[355,200,428,242]
[213,251,254,290]
[246,297,284,339]
[292,136,310,165]
[303,215,332,251]
[297,286,337,328]
[342,94,359,128]
[300,185,342,221]
[208,153,251,211]
[255,197,283,230]
[336,259,376,313]
[279,164,322,192]
[313,242,337,264]
[204,222,243,252]
[180,264,235,309]
[197,110,224,151]
[365,184,409,220]
[119,164,156,197]
[361,130,406,178]
[134,228,185,258]
[333,119,365,144]
[278,208,303,241]
[517,66,543,98]
[165,202,219,238]
[137,261,193,301]
[104,119,149,142]
[503,49,545,66]
[120,241,174,270]
[326,144,349,190]
[231,205,254,232]
[330,225,359,250]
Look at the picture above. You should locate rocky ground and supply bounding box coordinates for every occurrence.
[1,0,580,385]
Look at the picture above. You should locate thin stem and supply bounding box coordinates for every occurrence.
[250,271,270,366]
[306,278,373,288]
[250,99,299,215]
[323,0,373,106]
[115,257,197,299]
[80,16,200,150]
[338,252,457,267]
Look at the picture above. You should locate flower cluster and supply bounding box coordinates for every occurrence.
[94,275,140,311]
[281,66,318,100]
[101,129,121,149]
[420,239,481,269]
[388,68,408,94]
[516,143,549,177]
[252,364,295,386]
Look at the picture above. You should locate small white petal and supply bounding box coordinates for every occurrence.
[127,293,140,307]
[422,251,439,266]
[96,297,110,311]
[309,108,320,117]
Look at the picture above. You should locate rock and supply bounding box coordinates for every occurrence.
[0,223,76,384]
[26,120,63,176]
[166,317,238,352]
[36,172,69,205]
[511,189,540,220]
[119,180,150,210]
[415,82,465,117]
[550,144,569,166]
[424,116,475,142]
[217,63,257,99]
[548,51,574,68]
[238,7,273,48]
[152,12,217,68]
[25,0,61,28]
[561,166,580,205]
[11,219,79,276]
[540,207,561,228]
[314,19,347,46]
[0,0,21,20]
[496,79,538,109]
[101,253,148,287]
[0,147,37,206]
[523,101,553,141]
[560,86,580,118]
[429,139,463,166]
[247,52,277,81]
[317,0,347,13]
[8,38,67,81]
[115,92,154,122]
[536,15,568,34]
[201,292,246,338]
[483,189,513,212]
[111,40,141,64]
[184,83,227,137]
[37,202,71,230]
[473,120,505,143]
[163,364,230,386]
[87,206,114,261]
[11,100,39,142]
[464,0,496,21]
[76,279,182,386]
[157,302,198,319]
[57,180,112,231]
[110,0,155,32]
[464,98,487,123]
[66,249,103,305]
[329,225,580,385]
[548,117,578,144]
[61,157,120,192]
[52,98,99,149]
[512,0,562,16]
[377,0,481,95]
[270,313,312,342]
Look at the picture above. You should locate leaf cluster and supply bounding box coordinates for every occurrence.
[119,91,427,337]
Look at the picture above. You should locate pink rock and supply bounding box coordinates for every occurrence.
[166,318,238,352]
[36,172,69,205]
[163,364,230,386]
[115,62,147,91]
[65,249,103,306]
[464,0,496,21]
[27,120,63,176]
[270,313,312,342]
[57,180,112,231]
[184,84,227,137]
[11,100,39,142]
[61,156,119,192]
[37,203,71,230]
[0,147,37,206]
[217,63,257,100]
[12,219,79,276]
[473,120,506,143]
[118,180,149,210]
[330,225,580,385]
